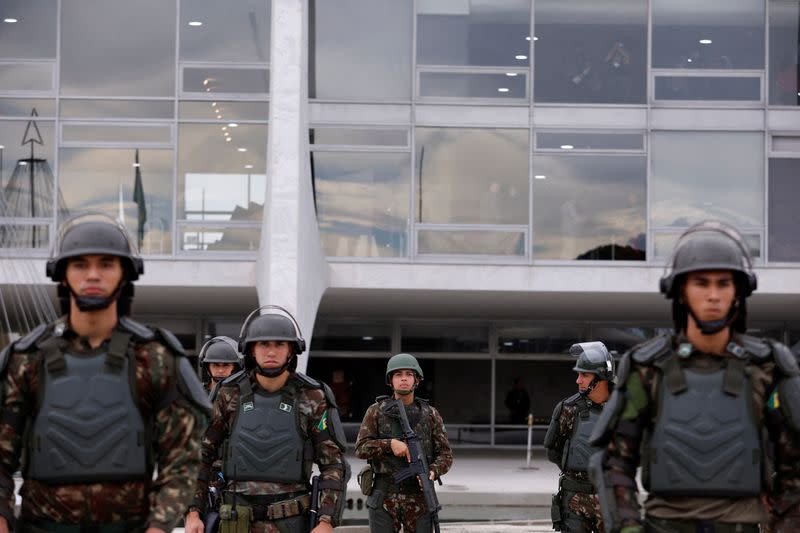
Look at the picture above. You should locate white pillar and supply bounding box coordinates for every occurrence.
[257,0,328,373]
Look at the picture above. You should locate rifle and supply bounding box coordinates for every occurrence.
[392,399,442,533]
[203,473,223,533]
[309,475,320,531]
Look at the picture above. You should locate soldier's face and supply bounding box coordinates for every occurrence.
[208,362,236,379]
[252,340,292,369]
[576,372,596,392]
[682,270,736,322]
[391,369,417,393]
[64,255,123,297]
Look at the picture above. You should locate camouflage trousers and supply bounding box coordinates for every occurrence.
[222,516,306,533]
[367,489,432,533]
[553,490,603,533]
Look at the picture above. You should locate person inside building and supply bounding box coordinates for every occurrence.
[355,353,454,533]
[589,220,800,533]
[185,305,349,533]
[0,212,210,533]
[544,341,614,532]
[198,335,243,400]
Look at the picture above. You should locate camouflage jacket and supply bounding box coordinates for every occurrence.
[602,333,800,528]
[192,370,346,524]
[355,396,453,481]
[545,393,604,483]
[0,318,206,531]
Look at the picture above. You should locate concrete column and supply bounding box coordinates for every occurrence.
[257,0,328,373]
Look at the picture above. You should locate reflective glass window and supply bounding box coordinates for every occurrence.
[769,158,800,262]
[61,124,172,145]
[305,357,388,424]
[180,0,270,63]
[311,128,407,147]
[419,72,527,99]
[179,224,260,252]
[533,0,646,104]
[0,99,55,117]
[651,132,764,229]
[313,152,409,258]
[497,325,587,354]
[532,155,646,260]
[179,101,269,121]
[0,0,57,59]
[417,229,525,256]
[415,128,529,224]
[58,148,174,254]
[60,100,174,119]
[652,0,764,69]
[592,325,657,354]
[426,359,491,424]
[654,76,761,101]
[0,64,54,92]
[536,132,644,151]
[178,123,267,221]
[401,325,489,353]
[769,0,800,105]
[495,360,574,427]
[310,323,392,352]
[183,67,269,95]
[60,0,176,96]
[311,0,412,100]
[654,231,761,259]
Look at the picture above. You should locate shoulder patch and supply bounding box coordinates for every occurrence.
[117,316,155,341]
[631,334,671,365]
[293,371,322,390]
[15,323,50,352]
[154,327,186,356]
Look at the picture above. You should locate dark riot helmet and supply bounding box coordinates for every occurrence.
[47,213,144,314]
[571,341,615,382]
[238,305,305,378]
[659,220,756,335]
[198,336,243,383]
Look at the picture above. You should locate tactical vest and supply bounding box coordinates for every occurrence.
[562,399,602,473]
[371,397,434,476]
[224,376,309,483]
[27,332,149,484]
[646,354,762,497]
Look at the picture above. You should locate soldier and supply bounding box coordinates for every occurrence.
[544,341,614,532]
[185,305,349,533]
[355,353,453,533]
[198,335,243,399]
[589,220,800,533]
[0,212,210,533]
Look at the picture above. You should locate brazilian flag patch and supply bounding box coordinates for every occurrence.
[318,410,328,431]
[768,390,780,410]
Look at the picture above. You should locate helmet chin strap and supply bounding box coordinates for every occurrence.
[68,281,125,312]
[687,300,740,335]
[256,355,292,378]
[579,375,599,397]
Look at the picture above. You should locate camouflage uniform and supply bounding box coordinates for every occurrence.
[597,333,800,533]
[191,369,347,532]
[355,397,453,533]
[0,317,207,532]
[545,396,604,532]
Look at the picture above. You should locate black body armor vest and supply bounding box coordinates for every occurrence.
[563,399,602,473]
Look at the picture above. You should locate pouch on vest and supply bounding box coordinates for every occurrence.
[358,464,374,496]
[219,504,252,533]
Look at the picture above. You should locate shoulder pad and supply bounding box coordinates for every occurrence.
[563,392,583,406]
[736,334,772,360]
[415,396,430,404]
[0,344,13,376]
[320,381,338,408]
[631,334,671,365]
[375,395,391,403]
[117,316,155,341]
[293,371,322,389]
[154,327,185,356]
[221,369,247,387]
[176,356,213,416]
[14,323,50,352]
[768,340,800,377]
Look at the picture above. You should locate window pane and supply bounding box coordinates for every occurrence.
[533,155,646,260]
[0,119,57,222]
[651,132,764,229]
[496,360,574,426]
[310,323,392,351]
[417,0,531,67]
[769,158,800,261]
[183,67,269,95]
[62,124,171,144]
[180,0,270,62]
[536,132,644,151]
[0,99,55,117]
[654,76,761,101]
[179,101,269,121]
[419,72,526,99]
[58,148,174,254]
[769,0,800,105]
[60,0,176,96]
[60,100,174,119]
[652,0,765,69]
[0,0,57,59]
[773,136,800,153]
[417,229,525,256]
[654,231,761,259]
[497,325,587,354]
[0,223,51,250]
[0,64,53,92]
[427,359,490,424]
[179,224,260,252]
[534,0,647,104]
[311,0,412,100]
[178,123,267,220]
[311,128,407,146]
[401,325,489,353]
[313,152,409,258]
[415,128,529,224]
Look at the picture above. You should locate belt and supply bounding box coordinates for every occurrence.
[18,519,145,533]
[224,492,311,521]
[559,475,594,494]
[645,517,760,533]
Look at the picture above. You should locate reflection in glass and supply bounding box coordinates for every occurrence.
[417,0,531,67]
[62,124,172,144]
[415,128,528,224]
[59,148,174,254]
[652,0,764,69]
[0,0,57,59]
[417,229,525,256]
[654,76,761,101]
[651,132,763,229]
[179,225,260,252]
[537,132,644,151]
[311,128,407,146]
[402,325,489,353]
[0,223,50,250]
[313,152,409,258]
[497,325,587,354]
[769,0,800,105]
[533,155,646,260]
[180,0,270,62]
[534,0,646,104]
[60,0,175,96]
[654,232,761,259]
[311,0,412,100]
[179,101,269,121]
[419,72,526,99]
[496,360,575,425]
[183,67,269,95]
[178,123,267,221]
[60,100,174,119]
[0,64,53,92]
[0,99,56,117]
[310,323,392,351]
[769,158,800,261]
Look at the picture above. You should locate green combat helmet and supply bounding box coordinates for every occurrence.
[571,341,614,382]
[385,353,424,395]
